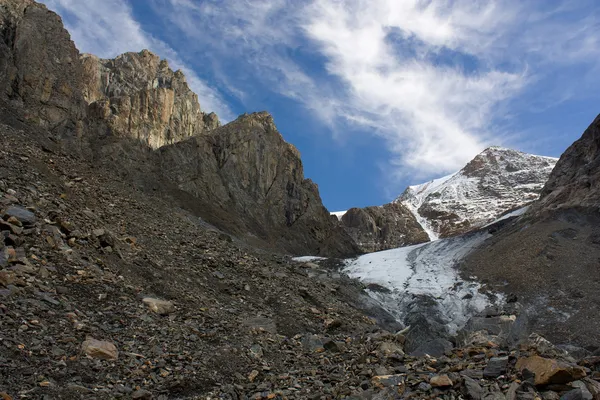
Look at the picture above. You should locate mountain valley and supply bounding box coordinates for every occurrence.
[1,1,600,399]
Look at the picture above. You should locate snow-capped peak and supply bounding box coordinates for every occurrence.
[396,147,558,240]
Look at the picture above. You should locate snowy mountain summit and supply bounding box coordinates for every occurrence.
[397,146,558,240]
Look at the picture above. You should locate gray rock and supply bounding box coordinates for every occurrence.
[4,206,36,226]
[483,356,509,378]
[560,389,584,400]
[463,375,483,400]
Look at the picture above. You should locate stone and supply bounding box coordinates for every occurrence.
[142,298,175,315]
[463,375,483,400]
[571,381,593,400]
[371,374,405,389]
[560,389,584,400]
[430,374,453,388]
[0,270,15,287]
[4,206,35,226]
[378,341,404,357]
[81,337,118,360]
[248,370,259,382]
[483,356,509,378]
[516,355,587,386]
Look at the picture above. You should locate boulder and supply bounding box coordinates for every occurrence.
[515,355,586,386]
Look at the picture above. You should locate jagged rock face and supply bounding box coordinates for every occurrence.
[157,112,358,256]
[398,147,557,239]
[534,114,600,212]
[0,0,86,134]
[0,0,356,256]
[340,203,429,253]
[81,51,219,149]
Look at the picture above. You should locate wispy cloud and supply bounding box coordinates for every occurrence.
[41,0,234,120]
[41,0,600,183]
[154,0,599,179]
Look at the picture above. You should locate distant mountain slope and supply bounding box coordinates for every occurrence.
[462,114,600,348]
[336,147,557,253]
[397,146,558,239]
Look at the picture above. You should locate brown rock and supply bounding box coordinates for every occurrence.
[81,337,118,360]
[0,270,15,286]
[430,374,453,388]
[515,355,586,386]
[142,298,175,315]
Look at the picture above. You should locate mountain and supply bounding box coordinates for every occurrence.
[336,147,557,253]
[397,146,558,239]
[462,114,600,348]
[0,0,356,256]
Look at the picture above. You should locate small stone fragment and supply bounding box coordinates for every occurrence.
[371,374,405,389]
[430,374,453,388]
[484,356,509,378]
[248,370,259,382]
[81,337,118,360]
[142,298,175,315]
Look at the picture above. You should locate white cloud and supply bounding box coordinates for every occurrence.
[40,0,234,120]
[42,0,600,183]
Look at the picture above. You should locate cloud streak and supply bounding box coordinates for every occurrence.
[41,0,600,184]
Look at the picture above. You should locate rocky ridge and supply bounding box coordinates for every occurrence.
[338,203,429,253]
[0,0,355,257]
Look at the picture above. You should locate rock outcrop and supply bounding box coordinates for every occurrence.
[534,114,600,212]
[81,51,219,148]
[339,203,429,253]
[397,146,557,239]
[158,112,358,256]
[0,0,87,136]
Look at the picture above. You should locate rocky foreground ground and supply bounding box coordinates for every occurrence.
[0,110,600,400]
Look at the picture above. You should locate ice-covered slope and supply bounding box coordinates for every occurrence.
[344,231,500,334]
[397,146,557,239]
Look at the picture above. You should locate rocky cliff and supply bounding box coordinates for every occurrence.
[397,146,557,239]
[81,51,219,148]
[339,203,429,253]
[0,0,86,137]
[533,114,600,212]
[157,112,358,256]
[0,0,356,256]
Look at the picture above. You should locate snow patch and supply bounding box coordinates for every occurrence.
[344,232,501,333]
[331,210,347,220]
[292,256,327,263]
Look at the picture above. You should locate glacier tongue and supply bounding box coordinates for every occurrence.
[344,230,503,334]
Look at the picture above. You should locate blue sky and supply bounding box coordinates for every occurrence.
[42,0,600,211]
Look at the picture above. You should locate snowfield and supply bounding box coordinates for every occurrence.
[344,231,503,333]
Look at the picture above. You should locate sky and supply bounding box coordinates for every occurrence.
[41,0,600,211]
